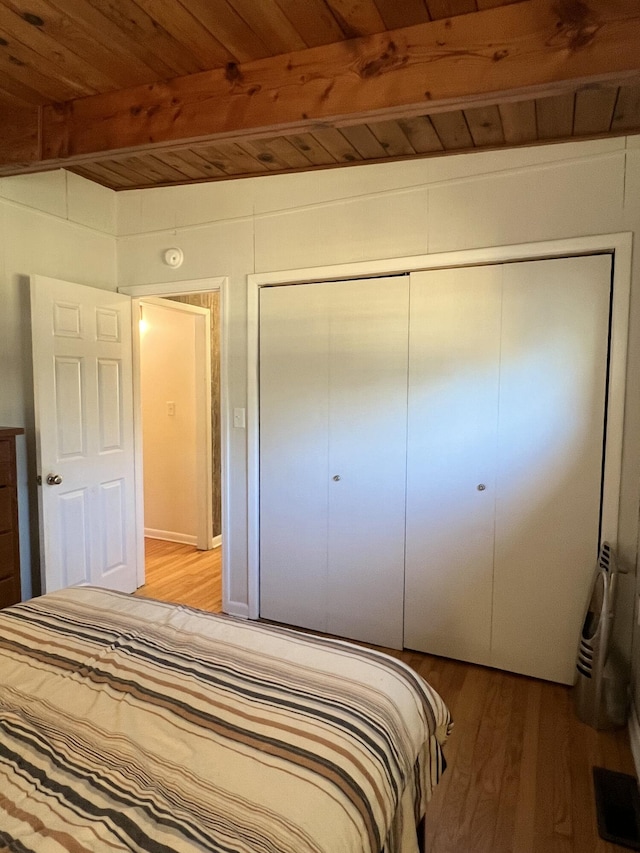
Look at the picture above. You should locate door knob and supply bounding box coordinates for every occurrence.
[46,474,63,486]
[332,475,341,482]
[477,483,486,491]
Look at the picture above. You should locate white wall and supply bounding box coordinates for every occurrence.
[140,302,198,543]
[0,170,117,600]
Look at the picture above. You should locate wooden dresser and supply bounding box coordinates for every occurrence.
[0,428,24,609]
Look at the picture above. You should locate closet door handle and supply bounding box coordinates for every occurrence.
[332,475,341,482]
[477,483,486,491]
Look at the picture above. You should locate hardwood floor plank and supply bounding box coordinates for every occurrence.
[551,687,573,844]
[456,672,507,848]
[569,716,601,853]
[493,674,528,850]
[534,683,567,850]
[428,666,493,851]
[512,679,541,853]
[472,673,513,847]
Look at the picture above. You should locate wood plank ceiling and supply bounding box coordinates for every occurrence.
[0,0,639,190]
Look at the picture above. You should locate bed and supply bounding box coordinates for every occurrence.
[0,587,451,852]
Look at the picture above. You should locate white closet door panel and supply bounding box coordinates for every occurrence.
[326,277,409,649]
[259,284,330,632]
[404,266,502,664]
[491,255,611,684]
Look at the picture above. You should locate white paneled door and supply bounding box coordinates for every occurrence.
[259,277,409,649]
[31,276,139,594]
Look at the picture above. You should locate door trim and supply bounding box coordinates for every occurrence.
[119,278,235,615]
[247,233,632,622]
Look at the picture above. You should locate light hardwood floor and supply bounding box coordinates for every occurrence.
[413,654,635,852]
[134,538,635,852]
[135,537,222,612]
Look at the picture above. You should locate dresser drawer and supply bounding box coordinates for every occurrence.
[0,487,12,532]
[0,574,20,609]
[0,531,16,580]
[0,440,12,487]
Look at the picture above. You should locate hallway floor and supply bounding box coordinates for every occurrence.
[134,537,222,613]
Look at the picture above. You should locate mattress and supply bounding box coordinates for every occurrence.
[0,587,451,852]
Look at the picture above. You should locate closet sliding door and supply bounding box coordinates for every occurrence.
[404,266,502,665]
[259,282,329,636]
[491,255,610,683]
[259,277,409,649]
[404,255,611,683]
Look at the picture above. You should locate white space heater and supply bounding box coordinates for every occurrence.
[575,542,628,730]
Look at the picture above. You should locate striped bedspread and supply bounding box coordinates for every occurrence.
[0,587,451,853]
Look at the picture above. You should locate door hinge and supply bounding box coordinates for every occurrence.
[36,475,42,486]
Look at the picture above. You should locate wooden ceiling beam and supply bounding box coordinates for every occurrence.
[0,109,39,167]
[1,0,640,175]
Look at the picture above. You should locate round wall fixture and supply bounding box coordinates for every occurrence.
[163,247,184,268]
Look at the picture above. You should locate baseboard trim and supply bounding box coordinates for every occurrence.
[212,534,222,549]
[628,702,640,781]
[225,599,249,619]
[144,528,197,546]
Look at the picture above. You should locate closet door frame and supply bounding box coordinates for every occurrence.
[247,233,632,621]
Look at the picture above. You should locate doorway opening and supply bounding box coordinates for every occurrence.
[121,277,228,615]
[136,294,222,612]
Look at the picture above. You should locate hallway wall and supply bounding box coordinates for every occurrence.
[140,301,198,543]
[170,292,221,539]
